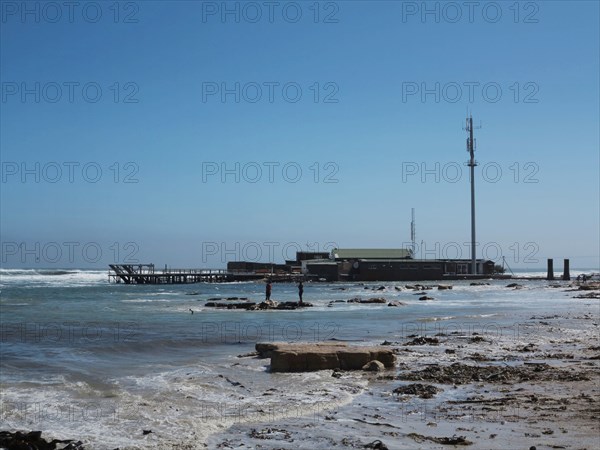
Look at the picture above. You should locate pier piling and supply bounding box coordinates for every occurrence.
[547,259,554,280]
[563,259,570,280]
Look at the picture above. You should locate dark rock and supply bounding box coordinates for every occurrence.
[574,292,600,299]
[362,360,385,372]
[256,343,280,358]
[419,296,434,301]
[388,301,406,307]
[518,343,536,352]
[406,284,433,290]
[393,383,442,399]
[276,301,312,310]
[364,440,389,449]
[0,431,84,450]
[407,433,472,445]
[142,430,152,435]
[578,284,600,291]
[205,301,257,309]
[404,336,440,346]
[468,352,492,362]
[400,361,590,384]
[27,431,43,440]
[205,300,312,311]
[437,285,452,290]
[249,428,291,441]
[348,297,387,304]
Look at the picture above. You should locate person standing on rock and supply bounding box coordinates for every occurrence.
[265,280,272,301]
[298,281,304,305]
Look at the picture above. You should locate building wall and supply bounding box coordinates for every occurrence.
[227,261,288,273]
[303,262,339,281]
[331,259,495,281]
[296,252,330,262]
[348,260,445,281]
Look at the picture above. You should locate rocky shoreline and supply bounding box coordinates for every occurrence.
[207,283,599,449]
[4,282,598,449]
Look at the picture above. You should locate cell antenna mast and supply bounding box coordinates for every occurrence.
[464,115,480,275]
[410,208,416,256]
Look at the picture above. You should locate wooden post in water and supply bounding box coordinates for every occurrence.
[547,258,554,280]
[563,259,570,281]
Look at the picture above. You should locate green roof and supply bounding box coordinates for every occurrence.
[332,248,412,260]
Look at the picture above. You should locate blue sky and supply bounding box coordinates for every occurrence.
[1,0,599,269]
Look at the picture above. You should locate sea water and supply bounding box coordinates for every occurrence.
[0,268,597,449]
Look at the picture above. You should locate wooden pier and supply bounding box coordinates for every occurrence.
[108,264,300,284]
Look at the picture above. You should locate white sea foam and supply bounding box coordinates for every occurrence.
[121,298,172,303]
[0,268,107,287]
[2,357,368,449]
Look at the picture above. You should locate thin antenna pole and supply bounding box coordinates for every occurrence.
[466,115,478,275]
[502,255,515,276]
[410,208,416,257]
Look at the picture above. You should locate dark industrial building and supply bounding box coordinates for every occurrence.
[303,248,495,281]
[227,249,496,282]
[226,261,287,274]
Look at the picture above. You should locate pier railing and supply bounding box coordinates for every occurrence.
[108,264,267,284]
[160,268,227,274]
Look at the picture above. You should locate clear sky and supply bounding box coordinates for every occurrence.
[1,0,599,270]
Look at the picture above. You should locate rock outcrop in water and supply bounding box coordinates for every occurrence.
[205,300,312,310]
[347,297,387,304]
[0,431,84,450]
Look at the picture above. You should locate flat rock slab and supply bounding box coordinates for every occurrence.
[256,342,395,372]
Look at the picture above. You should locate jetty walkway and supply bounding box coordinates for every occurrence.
[108,264,299,284]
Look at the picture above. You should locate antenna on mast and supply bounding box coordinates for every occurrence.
[410,208,416,257]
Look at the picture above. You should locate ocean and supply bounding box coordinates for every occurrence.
[0,268,597,449]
